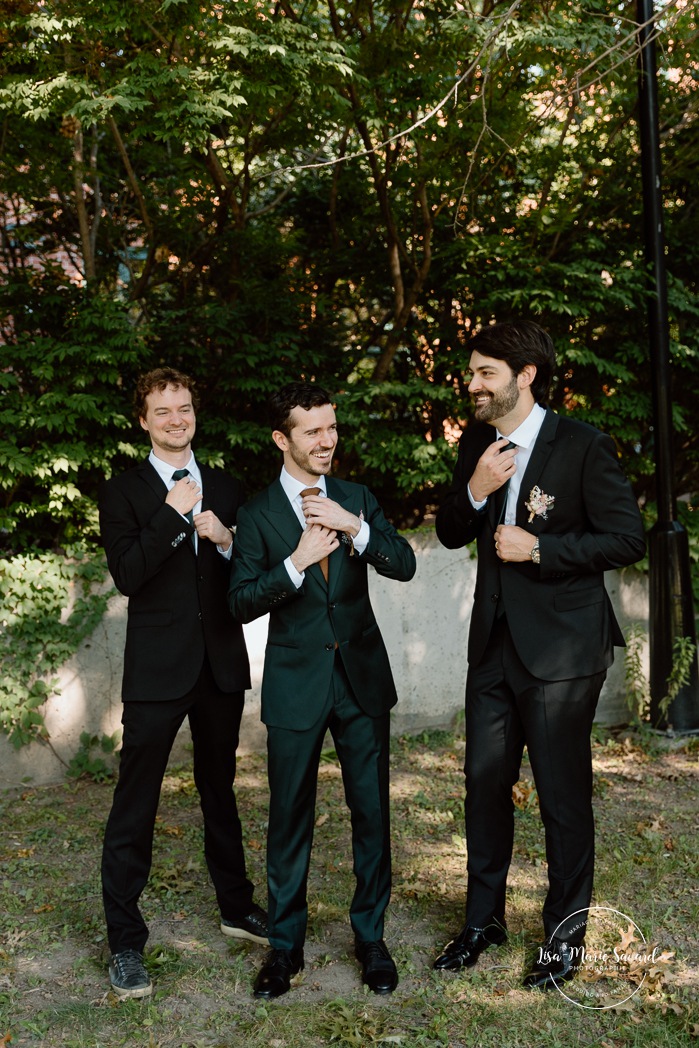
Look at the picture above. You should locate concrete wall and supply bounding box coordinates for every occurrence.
[0,531,648,788]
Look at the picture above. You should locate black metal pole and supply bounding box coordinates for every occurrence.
[636,0,699,731]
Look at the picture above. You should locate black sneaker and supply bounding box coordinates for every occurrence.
[108,949,152,999]
[220,905,269,945]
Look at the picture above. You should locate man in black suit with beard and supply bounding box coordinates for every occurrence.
[433,322,645,989]
[98,367,267,999]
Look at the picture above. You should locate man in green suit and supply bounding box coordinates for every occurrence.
[229,382,416,999]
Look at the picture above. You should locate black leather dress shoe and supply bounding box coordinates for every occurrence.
[253,948,304,999]
[522,936,584,990]
[433,922,507,971]
[355,939,398,994]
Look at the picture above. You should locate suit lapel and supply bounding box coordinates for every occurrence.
[139,457,197,556]
[326,478,354,599]
[261,477,356,592]
[260,479,328,584]
[138,459,168,499]
[489,480,508,530]
[196,464,217,560]
[262,479,303,545]
[476,430,503,531]
[199,463,215,514]
[517,409,559,526]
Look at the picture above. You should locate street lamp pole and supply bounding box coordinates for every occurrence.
[636,0,699,730]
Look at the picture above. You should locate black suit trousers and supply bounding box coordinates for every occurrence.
[101,656,254,953]
[464,617,606,940]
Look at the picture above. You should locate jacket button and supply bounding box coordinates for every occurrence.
[325,643,334,651]
[491,593,499,603]
[329,602,337,610]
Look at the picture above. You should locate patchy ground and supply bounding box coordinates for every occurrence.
[1,730,698,1047]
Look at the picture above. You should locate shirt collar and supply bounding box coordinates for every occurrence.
[498,402,546,449]
[279,465,327,503]
[149,449,199,485]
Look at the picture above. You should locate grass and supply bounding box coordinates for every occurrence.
[0,728,697,1047]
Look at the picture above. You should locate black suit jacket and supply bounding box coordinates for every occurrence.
[99,459,251,701]
[229,476,416,730]
[436,410,646,681]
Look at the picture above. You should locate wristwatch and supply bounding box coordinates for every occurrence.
[530,540,541,565]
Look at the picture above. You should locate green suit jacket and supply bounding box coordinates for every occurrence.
[229,476,416,730]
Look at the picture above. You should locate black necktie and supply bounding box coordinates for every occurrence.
[171,468,194,525]
[497,441,517,525]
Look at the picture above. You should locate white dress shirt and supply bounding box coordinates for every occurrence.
[468,403,546,523]
[149,450,232,559]
[279,466,370,587]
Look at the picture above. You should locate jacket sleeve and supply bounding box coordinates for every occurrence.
[229,503,304,623]
[539,430,646,576]
[98,476,194,597]
[360,487,417,581]
[435,432,490,550]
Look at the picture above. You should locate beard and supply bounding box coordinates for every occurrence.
[472,376,520,422]
[287,441,334,477]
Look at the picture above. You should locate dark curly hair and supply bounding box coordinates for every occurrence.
[268,382,333,436]
[468,321,556,404]
[134,367,199,421]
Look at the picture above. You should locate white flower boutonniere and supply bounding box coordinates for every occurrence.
[525,486,555,524]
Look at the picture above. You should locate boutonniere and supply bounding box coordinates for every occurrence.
[525,486,555,523]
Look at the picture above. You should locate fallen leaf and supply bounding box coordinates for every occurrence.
[617,923,639,951]
[512,781,535,809]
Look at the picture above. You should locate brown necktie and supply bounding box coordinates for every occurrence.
[300,486,328,581]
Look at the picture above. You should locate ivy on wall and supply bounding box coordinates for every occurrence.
[0,548,112,748]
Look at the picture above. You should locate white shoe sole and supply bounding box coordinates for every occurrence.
[109,981,152,999]
[220,922,269,946]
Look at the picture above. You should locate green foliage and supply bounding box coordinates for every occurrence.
[624,623,651,727]
[0,290,146,550]
[624,625,697,729]
[316,999,392,1045]
[66,730,120,783]
[1,0,697,542]
[0,548,111,747]
[663,635,698,725]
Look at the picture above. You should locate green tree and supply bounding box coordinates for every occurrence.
[1,0,697,544]
[0,0,354,545]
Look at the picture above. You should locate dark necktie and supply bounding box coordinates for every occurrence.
[496,441,517,525]
[300,486,328,581]
[167,467,192,549]
[171,468,194,526]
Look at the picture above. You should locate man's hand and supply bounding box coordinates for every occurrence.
[300,494,362,538]
[494,524,536,563]
[165,475,201,516]
[194,510,232,549]
[469,439,518,503]
[290,523,340,574]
